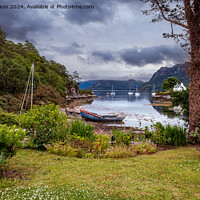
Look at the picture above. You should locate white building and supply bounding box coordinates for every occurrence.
[173,83,186,92]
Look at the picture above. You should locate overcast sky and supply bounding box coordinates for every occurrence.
[0,0,185,81]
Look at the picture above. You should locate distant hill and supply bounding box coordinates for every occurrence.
[86,79,144,90]
[79,80,97,89]
[79,63,190,92]
[139,63,190,92]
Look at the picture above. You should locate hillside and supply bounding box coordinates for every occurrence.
[139,63,190,92]
[86,79,144,90]
[0,27,78,112]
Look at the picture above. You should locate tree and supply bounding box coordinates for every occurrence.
[171,87,189,122]
[0,57,29,94]
[72,71,81,83]
[141,0,200,131]
[0,26,6,45]
[162,77,180,90]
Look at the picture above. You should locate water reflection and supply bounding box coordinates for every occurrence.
[81,91,185,128]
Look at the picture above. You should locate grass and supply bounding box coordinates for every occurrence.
[0,147,200,199]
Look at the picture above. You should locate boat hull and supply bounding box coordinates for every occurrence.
[80,110,124,122]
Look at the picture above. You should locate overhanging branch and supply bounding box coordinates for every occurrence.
[154,0,188,29]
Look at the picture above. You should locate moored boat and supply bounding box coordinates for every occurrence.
[80,109,125,122]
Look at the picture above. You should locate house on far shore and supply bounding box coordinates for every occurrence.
[173,83,186,92]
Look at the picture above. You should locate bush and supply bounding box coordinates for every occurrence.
[148,122,167,145]
[46,142,78,157]
[165,124,186,146]
[133,142,157,154]
[46,135,110,158]
[0,124,25,173]
[171,87,189,122]
[70,119,94,140]
[0,110,18,126]
[79,89,93,95]
[188,127,200,144]
[0,124,26,158]
[145,122,186,146]
[18,104,68,149]
[70,135,93,152]
[112,129,133,145]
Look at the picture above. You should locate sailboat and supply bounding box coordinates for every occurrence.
[110,84,115,95]
[128,86,133,95]
[135,85,140,97]
[152,84,156,96]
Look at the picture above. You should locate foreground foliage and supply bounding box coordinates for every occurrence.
[19,104,67,149]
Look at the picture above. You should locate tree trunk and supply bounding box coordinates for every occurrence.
[184,0,200,131]
[189,34,200,131]
[189,58,200,131]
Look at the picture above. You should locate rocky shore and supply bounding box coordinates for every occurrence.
[66,94,97,101]
[151,94,171,102]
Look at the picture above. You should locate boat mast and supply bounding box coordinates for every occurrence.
[20,63,34,114]
[31,63,34,108]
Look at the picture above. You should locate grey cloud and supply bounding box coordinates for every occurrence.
[0,0,56,41]
[52,42,84,55]
[64,0,115,25]
[91,51,116,62]
[87,45,184,67]
[64,0,143,25]
[120,45,184,67]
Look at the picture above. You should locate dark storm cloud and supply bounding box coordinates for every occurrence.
[0,0,142,41]
[65,0,142,25]
[0,0,54,41]
[65,0,115,25]
[89,45,184,67]
[120,45,184,67]
[52,42,84,55]
[91,51,116,62]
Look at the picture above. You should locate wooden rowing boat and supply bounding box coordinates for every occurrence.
[80,109,125,122]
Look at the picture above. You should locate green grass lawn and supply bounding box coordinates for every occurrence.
[0,147,200,199]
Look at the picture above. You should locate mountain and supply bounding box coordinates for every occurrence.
[79,63,190,92]
[79,80,97,89]
[86,79,144,90]
[139,63,190,92]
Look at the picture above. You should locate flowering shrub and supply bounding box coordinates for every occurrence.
[0,124,25,173]
[91,135,110,157]
[0,124,26,158]
[18,104,68,149]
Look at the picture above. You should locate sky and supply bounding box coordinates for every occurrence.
[0,0,186,82]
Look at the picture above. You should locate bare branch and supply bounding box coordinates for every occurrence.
[154,0,188,29]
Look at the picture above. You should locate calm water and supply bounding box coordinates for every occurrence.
[81,91,185,128]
